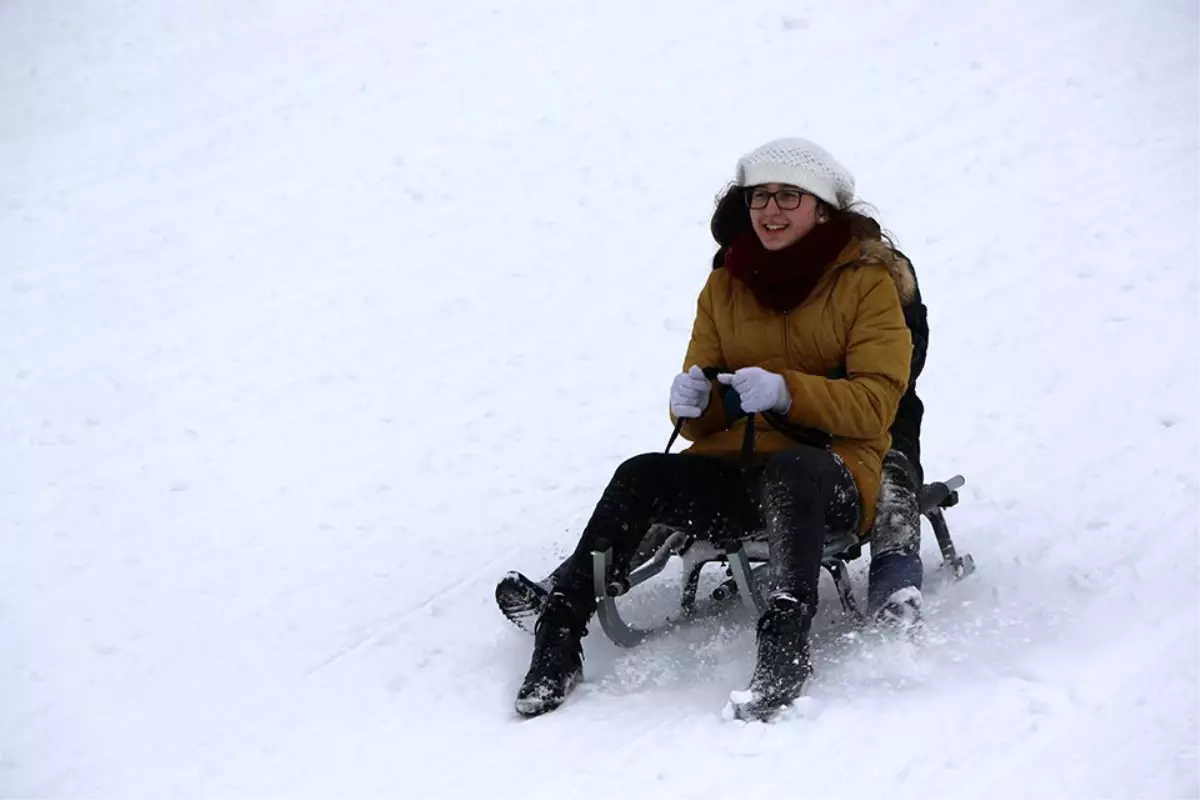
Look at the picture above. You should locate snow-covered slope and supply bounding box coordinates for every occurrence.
[2,0,1197,796]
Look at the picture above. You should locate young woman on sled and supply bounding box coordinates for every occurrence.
[510,137,916,721]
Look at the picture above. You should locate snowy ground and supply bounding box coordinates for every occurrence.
[2,0,1198,797]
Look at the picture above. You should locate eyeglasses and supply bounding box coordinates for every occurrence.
[743,187,808,211]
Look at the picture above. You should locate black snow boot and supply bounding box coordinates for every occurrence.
[495,571,550,635]
[729,593,814,721]
[514,592,589,717]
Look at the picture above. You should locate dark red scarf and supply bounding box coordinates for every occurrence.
[723,221,853,312]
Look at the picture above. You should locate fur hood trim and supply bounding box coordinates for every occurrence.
[854,239,917,305]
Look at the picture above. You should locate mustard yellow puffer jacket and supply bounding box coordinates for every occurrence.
[673,237,915,533]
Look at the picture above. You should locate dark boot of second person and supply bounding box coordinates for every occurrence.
[514,592,589,717]
[728,593,814,721]
[867,450,924,632]
[868,552,924,633]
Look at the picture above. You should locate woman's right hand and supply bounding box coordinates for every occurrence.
[670,365,712,418]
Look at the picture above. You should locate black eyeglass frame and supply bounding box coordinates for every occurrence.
[742,186,811,211]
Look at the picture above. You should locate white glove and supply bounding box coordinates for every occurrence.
[670,365,712,419]
[717,367,792,414]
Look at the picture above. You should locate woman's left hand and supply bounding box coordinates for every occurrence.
[717,367,792,414]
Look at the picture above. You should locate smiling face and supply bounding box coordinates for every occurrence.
[746,183,821,250]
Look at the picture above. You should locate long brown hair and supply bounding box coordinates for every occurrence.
[708,183,897,269]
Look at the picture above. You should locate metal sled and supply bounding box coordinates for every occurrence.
[591,474,974,648]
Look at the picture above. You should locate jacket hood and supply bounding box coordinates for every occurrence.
[837,238,917,305]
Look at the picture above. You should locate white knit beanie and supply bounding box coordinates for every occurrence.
[735,137,856,209]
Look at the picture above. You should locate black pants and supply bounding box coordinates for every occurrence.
[553,447,859,614]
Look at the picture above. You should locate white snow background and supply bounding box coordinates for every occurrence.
[2,0,1197,797]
